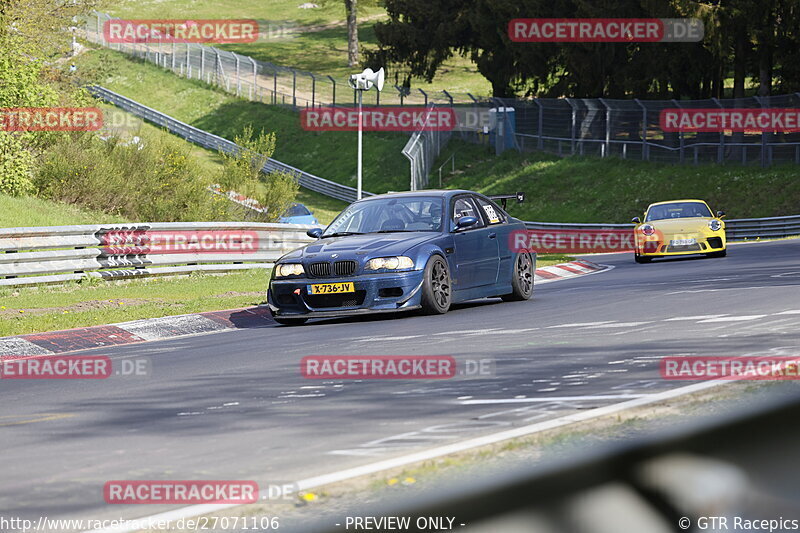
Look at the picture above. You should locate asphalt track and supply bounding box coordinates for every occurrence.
[3,239,800,529]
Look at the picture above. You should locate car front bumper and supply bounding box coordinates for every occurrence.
[268,270,425,318]
[637,233,727,256]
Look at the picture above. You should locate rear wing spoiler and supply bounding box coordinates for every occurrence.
[488,192,525,210]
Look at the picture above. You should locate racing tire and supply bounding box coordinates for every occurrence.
[706,249,727,258]
[634,254,652,264]
[273,317,308,326]
[501,251,534,302]
[420,255,451,315]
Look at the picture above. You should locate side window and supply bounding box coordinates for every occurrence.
[474,196,505,225]
[452,197,485,229]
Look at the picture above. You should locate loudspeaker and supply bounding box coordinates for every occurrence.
[349,67,385,91]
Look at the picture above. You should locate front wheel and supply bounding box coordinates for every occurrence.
[420,255,451,315]
[634,253,652,264]
[706,249,727,258]
[501,252,534,302]
[273,317,308,326]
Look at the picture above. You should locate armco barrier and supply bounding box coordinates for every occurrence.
[0,222,317,287]
[88,86,372,203]
[525,215,800,242]
[2,214,797,287]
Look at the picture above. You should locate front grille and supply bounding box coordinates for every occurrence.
[667,244,702,253]
[305,290,366,308]
[707,237,723,249]
[308,262,331,277]
[334,260,357,276]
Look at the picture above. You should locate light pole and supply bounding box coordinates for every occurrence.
[348,67,385,200]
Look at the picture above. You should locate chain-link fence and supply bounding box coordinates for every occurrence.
[82,12,467,110]
[83,12,800,167]
[403,105,453,191]
[493,94,800,165]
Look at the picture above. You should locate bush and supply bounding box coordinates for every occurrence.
[217,125,299,222]
[0,132,35,196]
[35,131,229,222]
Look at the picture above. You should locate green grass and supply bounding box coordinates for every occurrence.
[99,0,492,97]
[0,269,270,336]
[435,140,800,223]
[101,0,385,28]
[77,47,411,196]
[0,194,128,228]
[0,253,577,336]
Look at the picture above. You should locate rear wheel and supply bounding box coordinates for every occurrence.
[501,252,534,302]
[273,317,308,326]
[420,256,451,315]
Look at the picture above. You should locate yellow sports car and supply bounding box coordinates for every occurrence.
[632,200,727,263]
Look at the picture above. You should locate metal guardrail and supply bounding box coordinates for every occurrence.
[88,86,372,203]
[0,222,317,287]
[523,215,800,242]
[0,214,795,286]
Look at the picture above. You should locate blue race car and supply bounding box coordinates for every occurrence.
[267,190,534,325]
[279,203,319,225]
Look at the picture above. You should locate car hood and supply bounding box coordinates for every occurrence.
[279,232,440,262]
[648,218,714,233]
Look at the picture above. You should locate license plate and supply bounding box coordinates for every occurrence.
[670,238,696,246]
[309,282,355,294]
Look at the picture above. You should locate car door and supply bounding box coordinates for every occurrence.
[450,195,500,289]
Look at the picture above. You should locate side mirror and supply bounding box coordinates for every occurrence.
[716,210,726,219]
[307,228,323,239]
[631,217,641,224]
[455,216,478,230]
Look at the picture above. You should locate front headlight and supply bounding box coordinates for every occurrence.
[365,256,414,271]
[641,224,656,236]
[708,219,722,231]
[275,263,305,277]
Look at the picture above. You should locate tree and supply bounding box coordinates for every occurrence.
[368,0,800,99]
[319,0,380,68]
[345,0,358,67]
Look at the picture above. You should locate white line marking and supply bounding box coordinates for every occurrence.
[546,321,614,329]
[583,321,652,329]
[774,310,800,315]
[666,286,772,295]
[664,315,728,321]
[459,395,650,405]
[356,335,423,341]
[84,379,724,533]
[698,315,767,323]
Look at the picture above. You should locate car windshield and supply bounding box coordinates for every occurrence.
[284,203,311,217]
[646,202,713,221]
[322,196,444,236]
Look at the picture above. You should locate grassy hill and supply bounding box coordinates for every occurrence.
[76,47,800,225]
[0,194,128,228]
[77,47,409,198]
[436,140,800,223]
